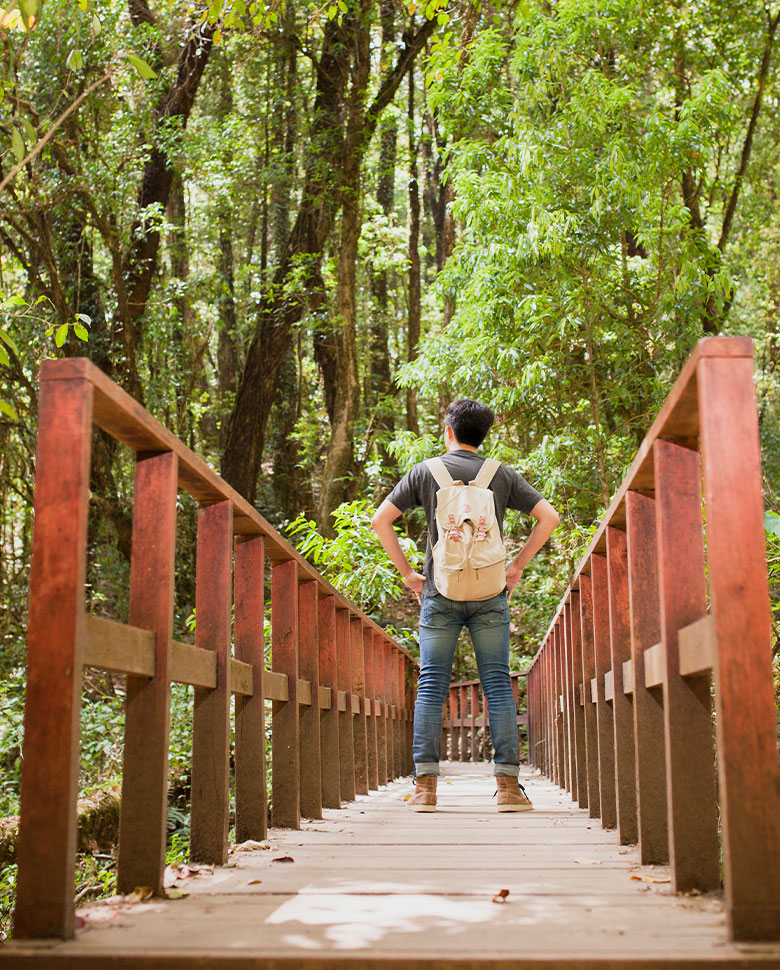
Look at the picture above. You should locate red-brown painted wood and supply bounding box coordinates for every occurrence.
[625,491,668,865]
[14,376,93,940]
[191,500,233,863]
[298,581,322,819]
[117,450,178,894]
[654,439,719,892]
[350,616,368,794]
[591,555,616,829]
[448,687,458,760]
[459,685,469,761]
[555,624,567,790]
[234,535,267,841]
[386,645,396,781]
[606,526,638,846]
[395,650,404,778]
[470,683,480,761]
[580,575,601,820]
[376,635,388,786]
[335,607,356,802]
[562,604,577,800]
[318,595,341,809]
[364,627,379,789]
[568,591,587,808]
[271,559,300,828]
[698,355,780,939]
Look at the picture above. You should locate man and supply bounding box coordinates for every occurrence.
[372,400,559,812]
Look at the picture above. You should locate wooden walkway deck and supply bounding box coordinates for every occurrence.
[3,762,780,970]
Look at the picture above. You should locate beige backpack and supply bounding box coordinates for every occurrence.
[425,457,507,601]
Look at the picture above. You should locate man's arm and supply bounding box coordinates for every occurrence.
[505,498,560,595]
[371,499,426,603]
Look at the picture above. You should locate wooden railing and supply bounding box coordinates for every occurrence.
[526,337,780,942]
[441,673,527,762]
[12,358,416,940]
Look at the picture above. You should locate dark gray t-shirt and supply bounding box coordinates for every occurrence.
[386,450,544,597]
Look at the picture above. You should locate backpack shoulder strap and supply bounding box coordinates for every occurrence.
[471,457,501,489]
[425,457,455,489]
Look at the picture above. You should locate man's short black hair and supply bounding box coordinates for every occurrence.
[445,399,494,448]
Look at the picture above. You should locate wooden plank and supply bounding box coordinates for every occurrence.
[643,645,665,688]
[337,690,347,713]
[603,671,614,702]
[351,617,368,795]
[625,491,669,867]
[318,594,341,810]
[470,682,480,762]
[563,602,579,804]
[170,640,217,688]
[385,646,396,781]
[654,439,720,893]
[592,555,616,830]
[190,500,233,865]
[117,450,178,896]
[298,581,322,820]
[678,615,716,677]
[364,627,379,790]
[81,614,155,675]
[622,660,634,694]
[698,354,780,940]
[234,535,266,843]
[448,688,459,761]
[336,608,356,801]
[375,635,388,787]
[460,684,469,762]
[271,559,300,828]
[230,659,254,696]
[606,526,638,846]
[263,671,288,702]
[14,375,93,941]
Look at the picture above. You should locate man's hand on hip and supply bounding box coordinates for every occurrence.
[505,563,525,596]
[403,571,425,604]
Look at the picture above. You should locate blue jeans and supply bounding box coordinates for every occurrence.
[413,591,519,778]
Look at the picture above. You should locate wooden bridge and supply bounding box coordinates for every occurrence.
[1,337,780,968]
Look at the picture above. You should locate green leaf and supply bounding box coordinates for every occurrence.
[92,12,102,35]
[125,53,158,81]
[0,329,19,356]
[0,344,8,367]
[66,49,84,72]
[18,0,37,29]
[7,295,26,307]
[0,400,18,421]
[21,118,36,145]
[76,312,91,324]
[11,127,24,165]
[54,323,69,347]
[73,323,89,341]
[764,511,780,539]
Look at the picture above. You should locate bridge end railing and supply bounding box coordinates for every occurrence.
[527,336,780,942]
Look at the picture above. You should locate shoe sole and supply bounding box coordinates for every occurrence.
[498,804,534,812]
[410,804,437,812]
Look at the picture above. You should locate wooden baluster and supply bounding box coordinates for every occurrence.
[654,439,719,891]
[699,352,780,939]
[336,607,355,802]
[606,526,638,845]
[563,605,577,798]
[298,581,322,819]
[579,573,601,819]
[386,645,396,782]
[14,373,93,939]
[116,451,177,895]
[569,590,587,808]
[549,636,558,782]
[191,500,233,862]
[350,616,368,794]
[375,634,388,787]
[234,536,266,841]
[560,616,573,794]
[592,554,616,829]
[406,659,415,774]
[625,492,667,865]
[543,640,552,777]
[395,651,404,778]
[555,624,566,789]
[364,626,379,790]
[318,595,341,809]
[470,682,480,761]
[447,688,457,761]
[460,684,469,761]
[527,667,535,769]
[271,558,300,828]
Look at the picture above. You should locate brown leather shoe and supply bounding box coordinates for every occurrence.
[409,775,437,812]
[496,776,533,812]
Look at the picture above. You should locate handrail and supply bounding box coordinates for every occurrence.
[526,336,780,942]
[12,358,417,940]
[442,672,528,764]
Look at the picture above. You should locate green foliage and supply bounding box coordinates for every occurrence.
[288,499,422,614]
[0,864,17,942]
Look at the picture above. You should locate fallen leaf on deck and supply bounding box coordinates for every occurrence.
[248,879,263,885]
[573,859,603,865]
[165,889,189,900]
[618,849,629,855]
[234,839,271,852]
[631,874,670,883]
[128,886,154,902]
[491,889,510,903]
[272,856,295,863]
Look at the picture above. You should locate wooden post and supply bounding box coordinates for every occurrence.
[579,573,601,820]
[470,683,480,761]
[271,558,300,828]
[555,624,566,789]
[563,604,578,799]
[395,651,404,778]
[448,688,458,761]
[698,353,780,939]
[592,554,616,829]
[234,535,267,841]
[405,660,415,774]
[606,526,638,845]
[318,595,341,809]
[544,640,553,777]
[569,590,587,808]
[459,684,469,761]
[298,581,322,819]
[386,645,396,782]
[625,491,668,865]
[336,607,355,802]
[351,616,368,794]
[191,500,233,863]
[117,451,178,894]
[364,626,379,790]
[654,439,719,892]
[14,374,93,940]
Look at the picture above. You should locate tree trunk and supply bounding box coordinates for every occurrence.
[406,63,421,435]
